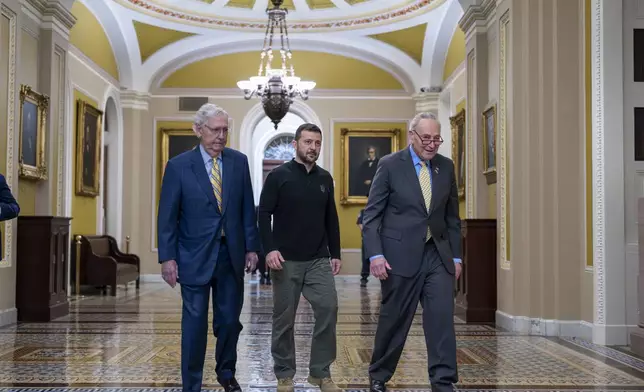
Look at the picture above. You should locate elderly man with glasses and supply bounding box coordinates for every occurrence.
[157,103,260,392]
[362,112,462,392]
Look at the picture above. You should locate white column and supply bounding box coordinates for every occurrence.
[591,0,628,345]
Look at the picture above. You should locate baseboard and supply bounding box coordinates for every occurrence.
[140,274,164,283]
[0,307,17,328]
[496,310,593,340]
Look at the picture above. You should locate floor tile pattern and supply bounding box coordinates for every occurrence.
[0,276,643,392]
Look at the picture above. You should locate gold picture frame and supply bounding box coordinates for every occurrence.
[340,127,400,205]
[160,128,200,176]
[18,84,49,180]
[75,100,103,197]
[450,109,466,200]
[482,103,497,184]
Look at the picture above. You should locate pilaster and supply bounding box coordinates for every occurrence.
[459,0,494,220]
[412,91,440,114]
[120,90,150,260]
[31,0,75,216]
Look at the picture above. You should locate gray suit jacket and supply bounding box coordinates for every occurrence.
[362,147,462,277]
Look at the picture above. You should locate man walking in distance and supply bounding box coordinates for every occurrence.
[157,103,260,392]
[363,112,462,392]
[0,173,19,261]
[258,123,342,392]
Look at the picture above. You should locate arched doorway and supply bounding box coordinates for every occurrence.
[101,96,120,239]
[251,112,306,204]
[263,134,295,183]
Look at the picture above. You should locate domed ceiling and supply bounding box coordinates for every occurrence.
[113,0,446,32]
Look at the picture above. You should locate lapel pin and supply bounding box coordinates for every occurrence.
[434,166,439,175]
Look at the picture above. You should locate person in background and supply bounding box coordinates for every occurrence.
[356,187,371,287]
[255,206,271,285]
[0,173,19,261]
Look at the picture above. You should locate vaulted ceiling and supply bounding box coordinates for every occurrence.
[70,0,465,93]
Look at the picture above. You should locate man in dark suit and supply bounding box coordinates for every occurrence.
[157,103,260,392]
[362,112,462,392]
[0,173,19,259]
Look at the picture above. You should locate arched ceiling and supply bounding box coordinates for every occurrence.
[75,0,465,93]
[113,0,448,32]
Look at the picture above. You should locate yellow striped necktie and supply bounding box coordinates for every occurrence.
[419,161,432,241]
[210,158,223,211]
[210,158,224,236]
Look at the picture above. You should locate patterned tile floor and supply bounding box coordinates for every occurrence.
[0,276,643,392]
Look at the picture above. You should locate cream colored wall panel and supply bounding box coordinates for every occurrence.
[19,29,38,88]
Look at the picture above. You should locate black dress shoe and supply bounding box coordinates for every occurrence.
[218,377,242,392]
[370,380,386,392]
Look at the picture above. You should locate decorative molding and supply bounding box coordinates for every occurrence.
[458,0,496,35]
[591,0,605,327]
[498,9,510,270]
[466,49,475,218]
[55,47,65,216]
[412,91,440,113]
[1,4,17,268]
[22,0,76,38]
[120,90,151,110]
[116,0,445,32]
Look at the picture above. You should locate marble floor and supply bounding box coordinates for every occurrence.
[0,276,643,392]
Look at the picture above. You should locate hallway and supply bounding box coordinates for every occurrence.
[0,277,642,391]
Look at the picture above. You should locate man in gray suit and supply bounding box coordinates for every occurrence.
[362,112,462,392]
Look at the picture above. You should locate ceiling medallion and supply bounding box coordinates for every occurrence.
[237,0,315,129]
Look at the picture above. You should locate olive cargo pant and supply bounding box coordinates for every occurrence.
[271,257,339,379]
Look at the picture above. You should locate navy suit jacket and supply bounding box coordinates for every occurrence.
[0,174,20,259]
[157,147,260,285]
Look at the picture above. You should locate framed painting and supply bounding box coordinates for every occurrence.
[160,128,200,175]
[340,127,400,205]
[450,109,466,200]
[482,103,497,184]
[18,84,49,180]
[75,100,103,197]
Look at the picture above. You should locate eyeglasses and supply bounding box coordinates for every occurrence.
[412,130,443,146]
[202,124,228,136]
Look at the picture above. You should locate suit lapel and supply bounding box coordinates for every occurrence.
[190,148,218,209]
[221,150,234,215]
[400,149,428,214]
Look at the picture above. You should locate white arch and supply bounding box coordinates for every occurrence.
[79,0,135,87]
[140,34,420,93]
[98,86,124,246]
[239,101,324,203]
[425,0,464,88]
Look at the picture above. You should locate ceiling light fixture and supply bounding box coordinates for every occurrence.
[236,0,316,129]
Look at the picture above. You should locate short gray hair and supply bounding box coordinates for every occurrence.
[409,112,441,133]
[194,103,229,127]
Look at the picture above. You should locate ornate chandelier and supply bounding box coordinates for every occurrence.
[236,0,315,129]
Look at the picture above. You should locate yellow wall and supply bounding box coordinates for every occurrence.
[161,51,404,90]
[443,26,466,82]
[69,2,119,81]
[71,90,98,235]
[332,121,408,249]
